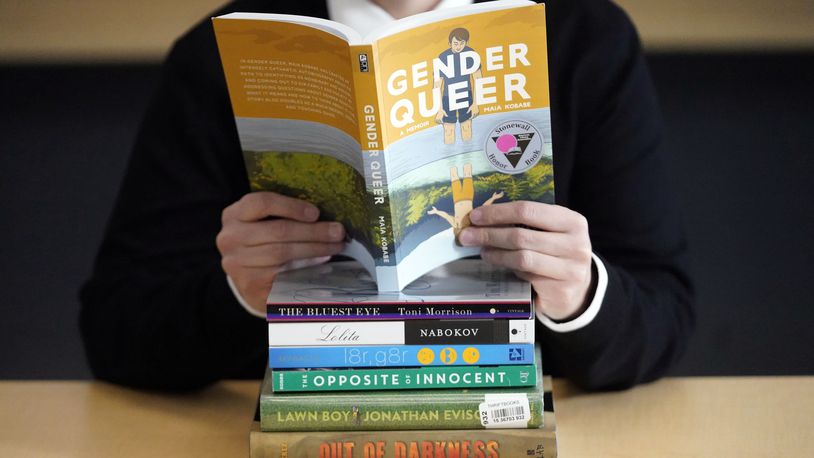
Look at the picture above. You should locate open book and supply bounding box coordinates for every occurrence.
[213,0,554,291]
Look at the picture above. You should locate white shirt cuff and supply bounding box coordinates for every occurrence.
[226,275,265,319]
[536,253,609,333]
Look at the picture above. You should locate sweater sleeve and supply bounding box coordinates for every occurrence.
[78,22,267,391]
[539,0,695,390]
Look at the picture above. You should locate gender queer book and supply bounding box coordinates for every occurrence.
[213,0,554,291]
[266,259,533,321]
[260,347,545,431]
[250,377,557,457]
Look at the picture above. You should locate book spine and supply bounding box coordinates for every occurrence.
[268,319,534,346]
[268,343,534,369]
[267,301,533,321]
[261,391,543,432]
[272,364,537,392]
[351,44,395,267]
[251,425,557,457]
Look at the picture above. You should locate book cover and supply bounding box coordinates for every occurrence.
[213,1,554,291]
[268,343,534,369]
[260,348,545,431]
[251,377,557,457]
[272,362,537,393]
[266,260,532,321]
[267,319,534,346]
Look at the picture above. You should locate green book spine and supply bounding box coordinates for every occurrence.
[260,348,544,431]
[261,387,543,432]
[272,364,537,392]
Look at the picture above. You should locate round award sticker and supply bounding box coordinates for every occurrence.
[484,120,544,174]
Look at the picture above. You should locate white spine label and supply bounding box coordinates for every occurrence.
[508,319,535,343]
[479,393,531,429]
[268,321,405,346]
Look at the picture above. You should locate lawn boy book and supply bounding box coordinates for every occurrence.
[213,0,555,292]
[250,377,557,457]
[260,347,545,432]
[266,259,533,321]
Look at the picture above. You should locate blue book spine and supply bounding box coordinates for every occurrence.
[268,344,534,369]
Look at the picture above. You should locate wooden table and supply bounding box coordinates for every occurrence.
[0,377,811,457]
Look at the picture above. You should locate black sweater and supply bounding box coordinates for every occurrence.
[80,0,694,391]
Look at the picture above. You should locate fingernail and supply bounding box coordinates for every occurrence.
[304,206,319,221]
[329,223,344,240]
[469,209,481,224]
[459,229,475,245]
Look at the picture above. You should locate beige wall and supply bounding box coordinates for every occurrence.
[617,0,814,51]
[1,0,813,63]
[0,0,226,62]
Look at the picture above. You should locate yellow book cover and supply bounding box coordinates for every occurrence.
[213,1,554,291]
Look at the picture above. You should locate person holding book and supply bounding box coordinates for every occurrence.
[80,0,694,391]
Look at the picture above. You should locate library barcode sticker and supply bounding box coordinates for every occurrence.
[478,394,531,429]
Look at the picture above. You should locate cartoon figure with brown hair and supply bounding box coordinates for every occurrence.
[434,27,482,144]
[428,163,504,244]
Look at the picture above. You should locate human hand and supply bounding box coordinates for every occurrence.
[435,109,447,124]
[458,201,594,321]
[467,103,479,118]
[428,206,439,215]
[216,192,346,313]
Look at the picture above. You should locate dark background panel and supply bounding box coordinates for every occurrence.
[649,54,814,375]
[0,66,161,378]
[0,54,812,379]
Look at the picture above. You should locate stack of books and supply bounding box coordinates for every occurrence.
[253,260,557,457]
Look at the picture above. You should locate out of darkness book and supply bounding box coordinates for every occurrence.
[260,347,544,431]
[213,0,554,292]
[251,377,557,457]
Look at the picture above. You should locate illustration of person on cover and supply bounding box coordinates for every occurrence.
[434,27,482,145]
[428,163,503,243]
